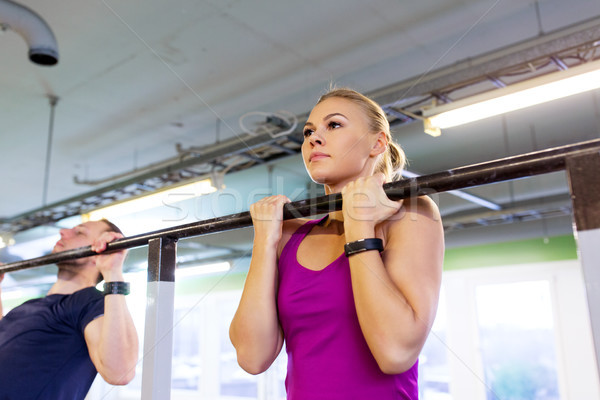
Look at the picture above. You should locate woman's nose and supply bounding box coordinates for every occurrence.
[309,130,325,146]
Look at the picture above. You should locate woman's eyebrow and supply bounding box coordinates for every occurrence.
[305,112,348,128]
[324,112,347,120]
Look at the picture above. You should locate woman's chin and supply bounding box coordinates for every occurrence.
[308,174,329,185]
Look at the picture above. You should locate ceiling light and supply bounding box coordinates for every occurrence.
[401,170,501,210]
[176,261,231,277]
[84,178,217,221]
[0,233,15,249]
[1,288,25,300]
[422,59,600,134]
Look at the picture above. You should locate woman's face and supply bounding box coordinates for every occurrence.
[301,97,380,191]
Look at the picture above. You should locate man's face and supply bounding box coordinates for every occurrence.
[52,221,109,253]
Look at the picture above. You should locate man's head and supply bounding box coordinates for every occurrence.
[53,219,122,253]
[53,219,123,283]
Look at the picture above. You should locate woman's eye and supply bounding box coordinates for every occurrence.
[303,129,313,137]
[328,121,341,129]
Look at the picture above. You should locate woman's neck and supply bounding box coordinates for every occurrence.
[319,211,345,232]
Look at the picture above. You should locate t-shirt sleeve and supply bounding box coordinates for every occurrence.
[63,287,105,334]
[80,297,105,333]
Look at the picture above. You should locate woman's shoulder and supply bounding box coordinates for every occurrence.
[382,195,442,234]
[402,195,441,217]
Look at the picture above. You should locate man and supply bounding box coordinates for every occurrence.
[0,219,139,399]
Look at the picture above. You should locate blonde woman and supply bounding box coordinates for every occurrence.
[230,88,444,399]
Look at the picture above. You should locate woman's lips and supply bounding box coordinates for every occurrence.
[310,152,329,161]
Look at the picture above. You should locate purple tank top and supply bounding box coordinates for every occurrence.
[277,217,418,400]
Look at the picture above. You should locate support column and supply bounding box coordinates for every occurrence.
[141,236,177,400]
[566,151,600,375]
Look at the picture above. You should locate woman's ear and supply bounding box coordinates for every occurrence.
[370,131,388,157]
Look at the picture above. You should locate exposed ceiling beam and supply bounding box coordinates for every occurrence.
[373,15,600,106]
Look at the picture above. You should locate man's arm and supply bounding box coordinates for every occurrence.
[84,232,139,385]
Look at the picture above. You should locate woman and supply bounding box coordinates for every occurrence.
[230,88,444,399]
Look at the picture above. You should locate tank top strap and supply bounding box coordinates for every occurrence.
[280,215,328,261]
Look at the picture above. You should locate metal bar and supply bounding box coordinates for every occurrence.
[574,229,600,376]
[2,138,600,274]
[141,237,177,400]
[42,96,58,207]
[566,151,600,230]
[566,151,600,375]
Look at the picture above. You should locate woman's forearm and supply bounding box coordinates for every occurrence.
[229,240,283,374]
[347,251,438,374]
[344,198,444,374]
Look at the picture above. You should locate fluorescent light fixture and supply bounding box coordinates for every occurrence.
[176,261,231,277]
[1,289,25,300]
[422,59,600,133]
[0,234,15,249]
[0,284,51,300]
[402,170,501,210]
[84,178,217,221]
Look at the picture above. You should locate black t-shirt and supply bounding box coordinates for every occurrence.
[0,287,104,400]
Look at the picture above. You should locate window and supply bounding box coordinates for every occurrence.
[443,261,600,400]
[475,280,560,400]
[218,294,259,398]
[419,286,451,399]
[86,260,600,399]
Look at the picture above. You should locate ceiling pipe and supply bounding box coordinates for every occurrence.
[0,0,58,65]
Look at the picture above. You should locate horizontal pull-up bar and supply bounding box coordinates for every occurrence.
[2,138,599,275]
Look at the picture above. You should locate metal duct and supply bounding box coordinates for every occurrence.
[0,0,58,65]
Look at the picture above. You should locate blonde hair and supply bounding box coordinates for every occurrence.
[316,87,406,181]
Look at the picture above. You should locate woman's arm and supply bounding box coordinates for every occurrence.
[84,232,139,385]
[229,195,290,375]
[342,175,444,374]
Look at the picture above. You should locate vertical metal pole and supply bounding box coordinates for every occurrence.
[566,151,600,376]
[141,236,177,399]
